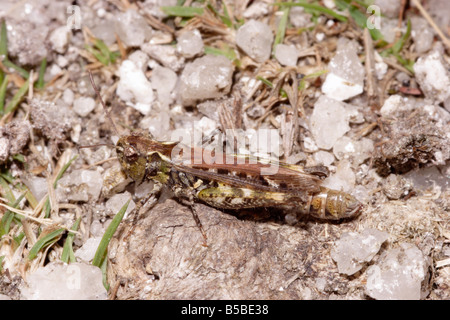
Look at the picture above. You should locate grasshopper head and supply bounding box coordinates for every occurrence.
[116,131,178,184]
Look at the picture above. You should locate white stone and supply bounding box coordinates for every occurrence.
[116,60,154,115]
[333,136,374,166]
[374,0,401,18]
[177,29,204,58]
[114,9,152,47]
[321,38,365,101]
[322,160,355,193]
[313,150,335,167]
[331,229,389,275]
[56,170,103,202]
[366,243,432,300]
[105,191,136,219]
[411,17,434,54]
[128,50,149,72]
[62,89,74,106]
[74,237,102,262]
[21,176,48,202]
[274,44,299,66]
[49,26,70,54]
[180,55,234,105]
[151,65,178,104]
[236,20,273,63]
[414,51,450,104]
[243,2,270,19]
[322,73,364,101]
[379,94,410,117]
[310,95,350,150]
[141,43,185,71]
[20,262,107,300]
[73,97,96,117]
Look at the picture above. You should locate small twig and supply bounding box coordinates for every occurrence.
[410,0,450,49]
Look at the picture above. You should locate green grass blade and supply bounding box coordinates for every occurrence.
[36,57,47,89]
[0,191,26,236]
[28,228,65,260]
[392,19,411,54]
[0,19,7,57]
[61,217,81,263]
[161,6,204,17]
[4,77,29,115]
[273,6,290,55]
[92,199,130,268]
[2,60,29,79]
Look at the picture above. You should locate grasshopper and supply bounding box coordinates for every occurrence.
[88,72,363,245]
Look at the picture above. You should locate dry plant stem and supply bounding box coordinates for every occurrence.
[410,0,450,49]
[363,28,380,107]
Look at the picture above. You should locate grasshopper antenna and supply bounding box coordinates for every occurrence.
[88,70,120,136]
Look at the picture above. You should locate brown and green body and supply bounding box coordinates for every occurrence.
[116,131,362,221]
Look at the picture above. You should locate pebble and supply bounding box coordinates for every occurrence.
[331,228,389,275]
[49,26,70,54]
[116,59,154,115]
[180,55,234,105]
[274,44,299,66]
[114,9,152,47]
[414,50,450,104]
[20,262,107,300]
[151,64,178,104]
[176,29,204,58]
[366,243,432,300]
[73,97,96,117]
[333,136,374,166]
[321,38,365,101]
[236,19,273,63]
[56,169,103,202]
[310,95,350,150]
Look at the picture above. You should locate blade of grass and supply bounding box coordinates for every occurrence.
[391,19,411,54]
[161,6,204,17]
[61,217,81,263]
[92,199,130,268]
[36,57,47,89]
[27,227,65,260]
[272,6,290,55]
[2,60,29,79]
[276,1,347,22]
[0,19,7,57]
[0,191,26,236]
[0,75,9,115]
[3,77,29,115]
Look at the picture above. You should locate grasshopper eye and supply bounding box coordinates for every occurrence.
[124,145,139,162]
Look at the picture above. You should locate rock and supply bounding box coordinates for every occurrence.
[321,38,365,101]
[141,43,185,72]
[333,136,374,166]
[21,176,48,202]
[180,55,234,105]
[289,6,312,28]
[116,60,154,115]
[310,95,350,150]
[366,243,432,300]
[411,17,434,54]
[176,29,204,58]
[381,174,413,200]
[236,20,273,63]
[414,51,450,104]
[56,169,103,202]
[151,65,178,104]
[49,26,70,54]
[74,237,102,262]
[322,160,355,193]
[20,262,107,300]
[331,229,389,275]
[73,97,95,117]
[374,0,401,18]
[274,44,299,66]
[105,191,136,218]
[114,9,152,47]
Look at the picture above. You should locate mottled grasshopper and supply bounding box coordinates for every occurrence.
[88,72,362,244]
